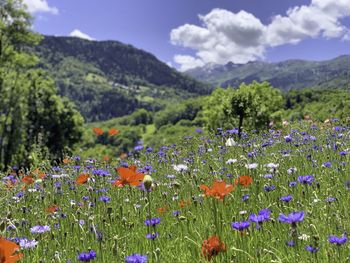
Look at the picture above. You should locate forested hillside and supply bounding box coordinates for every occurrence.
[35,36,210,121]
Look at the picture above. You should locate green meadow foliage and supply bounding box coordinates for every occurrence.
[1,121,350,262]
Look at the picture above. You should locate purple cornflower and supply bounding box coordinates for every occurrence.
[280,195,293,202]
[30,225,51,234]
[305,245,319,253]
[284,135,293,143]
[278,211,304,224]
[286,240,295,247]
[144,218,161,227]
[340,151,348,156]
[19,238,38,249]
[249,209,271,224]
[134,145,144,152]
[289,181,297,188]
[328,235,348,245]
[264,185,276,192]
[99,196,111,203]
[298,175,314,185]
[78,250,97,261]
[146,232,159,240]
[322,162,332,168]
[326,197,337,203]
[173,211,180,217]
[231,221,250,231]
[125,253,148,263]
[242,194,250,202]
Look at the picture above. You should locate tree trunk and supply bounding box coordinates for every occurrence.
[238,114,244,139]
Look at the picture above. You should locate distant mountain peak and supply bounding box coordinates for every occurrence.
[185,55,350,90]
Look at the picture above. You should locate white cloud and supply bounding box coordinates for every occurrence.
[69,29,95,41]
[22,0,58,15]
[171,0,350,70]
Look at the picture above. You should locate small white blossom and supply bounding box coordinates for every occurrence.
[225,138,237,147]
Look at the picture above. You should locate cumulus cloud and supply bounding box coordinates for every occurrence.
[22,0,58,15]
[171,0,350,70]
[69,29,95,41]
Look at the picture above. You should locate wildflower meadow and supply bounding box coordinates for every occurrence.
[1,120,350,262]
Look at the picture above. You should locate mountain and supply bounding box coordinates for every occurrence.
[185,56,350,90]
[35,36,209,122]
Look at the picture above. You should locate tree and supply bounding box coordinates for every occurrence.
[0,0,83,168]
[225,81,283,137]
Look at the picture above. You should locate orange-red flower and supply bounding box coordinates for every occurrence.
[108,128,119,136]
[103,155,110,162]
[201,236,226,261]
[200,180,234,200]
[21,176,34,185]
[157,206,168,215]
[46,205,59,214]
[92,127,104,136]
[0,237,23,263]
[234,175,253,187]
[76,174,89,185]
[179,199,191,208]
[62,158,71,165]
[112,166,144,187]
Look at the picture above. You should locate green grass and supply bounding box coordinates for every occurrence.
[1,121,350,262]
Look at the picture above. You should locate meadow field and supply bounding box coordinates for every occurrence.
[1,120,349,262]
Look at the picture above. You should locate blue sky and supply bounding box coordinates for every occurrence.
[25,0,350,70]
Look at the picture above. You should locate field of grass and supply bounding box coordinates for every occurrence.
[1,120,350,262]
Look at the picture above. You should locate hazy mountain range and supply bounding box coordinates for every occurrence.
[185,56,350,90]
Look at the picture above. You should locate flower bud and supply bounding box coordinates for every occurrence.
[143,175,153,191]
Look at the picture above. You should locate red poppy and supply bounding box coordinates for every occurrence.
[62,158,71,165]
[201,236,226,261]
[157,206,168,215]
[103,155,110,162]
[21,176,34,185]
[0,237,24,263]
[112,166,144,187]
[200,180,234,201]
[46,205,59,214]
[76,174,89,185]
[108,128,119,136]
[234,175,253,187]
[179,199,191,208]
[92,127,104,136]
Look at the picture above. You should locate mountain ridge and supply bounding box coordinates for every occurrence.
[185,55,350,90]
[35,35,210,122]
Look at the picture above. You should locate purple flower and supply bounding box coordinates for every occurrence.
[322,162,332,168]
[284,135,293,143]
[146,232,159,240]
[289,182,297,188]
[340,151,348,156]
[242,194,250,202]
[305,245,319,253]
[298,175,314,185]
[249,209,271,224]
[231,221,250,231]
[326,197,337,203]
[286,240,295,247]
[264,185,276,192]
[78,250,97,261]
[278,211,304,224]
[19,238,38,249]
[144,218,161,226]
[280,195,293,202]
[30,225,51,234]
[125,253,148,263]
[328,235,348,245]
[99,196,111,203]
